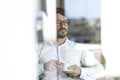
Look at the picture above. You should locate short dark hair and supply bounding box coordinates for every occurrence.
[57,7,65,16]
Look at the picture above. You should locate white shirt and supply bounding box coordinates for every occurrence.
[39,39,105,80]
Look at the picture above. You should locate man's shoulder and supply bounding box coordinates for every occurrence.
[67,39,77,45]
[67,39,83,45]
[67,40,86,49]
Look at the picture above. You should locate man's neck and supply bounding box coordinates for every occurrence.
[57,37,67,46]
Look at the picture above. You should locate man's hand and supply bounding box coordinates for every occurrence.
[44,60,62,71]
[64,65,81,78]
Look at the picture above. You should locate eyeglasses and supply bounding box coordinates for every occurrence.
[57,20,69,25]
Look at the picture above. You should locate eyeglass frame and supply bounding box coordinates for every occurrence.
[56,20,70,25]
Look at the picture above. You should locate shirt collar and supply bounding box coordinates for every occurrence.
[44,38,70,47]
[58,38,70,47]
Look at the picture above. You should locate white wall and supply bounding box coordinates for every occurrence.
[101,0,120,77]
[0,0,38,80]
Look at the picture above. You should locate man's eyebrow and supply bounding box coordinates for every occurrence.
[57,19,60,20]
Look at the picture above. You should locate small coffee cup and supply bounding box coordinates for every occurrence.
[62,62,71,71]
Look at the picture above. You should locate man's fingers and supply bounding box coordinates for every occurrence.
[55,61,62,68]
[49,66,56,71]
[56,61,62,65]
[67,73,77,77]
[71,73,79,77]
[66,72,80,78]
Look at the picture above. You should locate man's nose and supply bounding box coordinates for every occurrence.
[61,22,66,27]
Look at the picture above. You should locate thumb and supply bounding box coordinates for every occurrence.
[68,65,78,69]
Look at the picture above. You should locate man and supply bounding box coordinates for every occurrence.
[39,7,105,80]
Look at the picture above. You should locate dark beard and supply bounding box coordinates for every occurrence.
[57,34,66,38]
[57,28,67,39]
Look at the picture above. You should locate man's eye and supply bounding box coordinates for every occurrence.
[64,20,69,24]
[57,21,62,24]
[57,20,69,24]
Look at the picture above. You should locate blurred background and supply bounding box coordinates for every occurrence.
[59,0,101,44]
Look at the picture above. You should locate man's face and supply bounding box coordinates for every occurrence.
[56,13,69,39]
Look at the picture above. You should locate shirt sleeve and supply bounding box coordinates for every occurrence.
[80,50,105,80]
